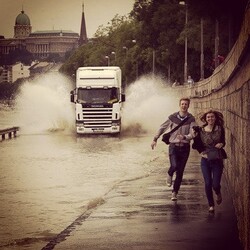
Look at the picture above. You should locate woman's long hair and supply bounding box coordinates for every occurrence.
[200,110,224,127]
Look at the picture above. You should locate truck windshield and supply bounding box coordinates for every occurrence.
[77,88,118,104]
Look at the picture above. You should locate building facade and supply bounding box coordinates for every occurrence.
[0,6,88,83]
[0,9,81,60]
[26,30,80,58]
[0,62,30,83]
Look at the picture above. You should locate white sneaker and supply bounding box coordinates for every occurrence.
[171,192,177,201]
[166,175,172,187]
[209,206,215,213]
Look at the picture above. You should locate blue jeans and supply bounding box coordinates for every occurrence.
[168,144,190,194]
[201,157,224,206]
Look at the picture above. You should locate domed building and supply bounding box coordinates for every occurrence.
[0,6,87,82]
[0,6,87,62]
[14,10,32,38]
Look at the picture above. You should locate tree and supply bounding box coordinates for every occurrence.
[7,48,33,65]
[61,0,247,85]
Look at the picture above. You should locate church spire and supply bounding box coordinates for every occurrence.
[79,1,88,46]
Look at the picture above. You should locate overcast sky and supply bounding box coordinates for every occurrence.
[0,0,135,38]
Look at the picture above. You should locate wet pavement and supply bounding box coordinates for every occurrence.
[41,151,243,250]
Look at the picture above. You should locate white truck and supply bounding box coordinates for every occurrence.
[70,66,125,134]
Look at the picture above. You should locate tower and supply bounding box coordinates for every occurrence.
[14,9,32,38]
[79,2,88,46]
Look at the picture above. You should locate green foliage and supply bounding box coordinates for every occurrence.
[0,48,33,66]
[61,0,246,85]
[0,79,23,100]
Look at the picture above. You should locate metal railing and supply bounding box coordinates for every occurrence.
[0,127,19,141]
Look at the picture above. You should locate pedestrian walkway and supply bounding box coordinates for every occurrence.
[42,151,242,250]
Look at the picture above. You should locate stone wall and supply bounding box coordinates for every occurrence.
[175,4,250,249]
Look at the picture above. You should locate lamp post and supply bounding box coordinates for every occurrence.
[132,39,138,79]
[200,18,204,80]
[152,49,155,76]
[105,55,110,66]
[111,51,116,64]
[122,46,128,86]
[168,63,171,83]
[179,1,188,83]
[214,19,219,68]
[123,46,128,55]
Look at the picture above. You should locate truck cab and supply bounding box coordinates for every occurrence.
[70,67,125,134]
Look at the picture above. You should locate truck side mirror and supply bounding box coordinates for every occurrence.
[121,94,125,102]
[70,90,75,103]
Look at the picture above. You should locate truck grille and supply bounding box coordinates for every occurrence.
[82,107,113,128]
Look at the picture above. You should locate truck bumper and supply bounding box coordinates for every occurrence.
[76,125,120,134]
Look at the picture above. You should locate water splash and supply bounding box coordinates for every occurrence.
[14,72,75,134]
[122,74,180,135]
[12,72,180,136]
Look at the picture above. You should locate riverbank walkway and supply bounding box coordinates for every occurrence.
[42,151,242,250]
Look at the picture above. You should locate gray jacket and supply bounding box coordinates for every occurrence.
[153,112,196,143]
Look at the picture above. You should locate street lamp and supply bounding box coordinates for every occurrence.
[179,1,188,83]
[152,49,155,75]
[105,55,110,66]
[200,18,204,80]
[123,46,128,55]
[131,40,138,79]
[111,51,116,64]
[214,19,219,68]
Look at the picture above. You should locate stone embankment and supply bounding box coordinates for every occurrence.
[173,4,250,249]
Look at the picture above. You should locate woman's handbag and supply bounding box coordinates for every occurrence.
[207,148,221,161]
[162,117,189,145]
[207,148,227,161]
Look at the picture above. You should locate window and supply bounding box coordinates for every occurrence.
[77,87,118,104]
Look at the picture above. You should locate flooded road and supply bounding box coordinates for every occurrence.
[0,128,161,249]
[0,72,179,249]
[0,73,242,250]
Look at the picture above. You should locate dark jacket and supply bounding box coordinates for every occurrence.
[192,126,205,153]
[192,125,226,158]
